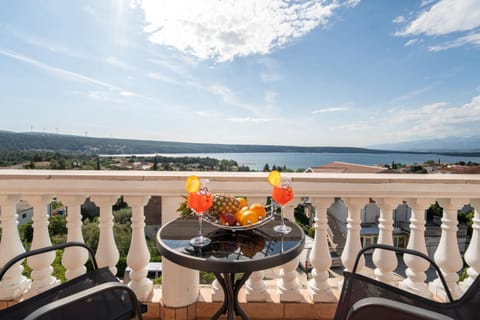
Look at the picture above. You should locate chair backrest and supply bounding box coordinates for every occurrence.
[0,242,146,320]
[334,244,480,320]
[347,297,454,320]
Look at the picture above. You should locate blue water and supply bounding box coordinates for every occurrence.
[157,152,480,171]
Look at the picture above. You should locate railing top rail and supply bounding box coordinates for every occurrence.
[1,170,480,199]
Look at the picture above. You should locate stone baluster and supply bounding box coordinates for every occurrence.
[429,198,466,300]
[61,195,88,280]
[372,198,399,285]
[124,195,153,301]
[91,195,120,275]
[25,195,59,298]
[245,196,268,302]
[278,253,302,302]
[399,198,433,298]
[161,195,199,308]
[211,278,224,301]
[0,195,31,300]
[308,197,336,302]
[460,199,480,292]
[278,200,302,302]
[400,198,432,296]
[341,198,366,273]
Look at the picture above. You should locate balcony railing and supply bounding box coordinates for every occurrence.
[1,170,480,319]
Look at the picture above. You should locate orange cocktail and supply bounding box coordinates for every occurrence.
[268,170,294,234]
[272,185,294,206]
[187,190,212,214]
[186,176,213,247]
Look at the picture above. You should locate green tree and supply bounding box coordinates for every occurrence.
[49,215,67,236]
[114,207,132,225]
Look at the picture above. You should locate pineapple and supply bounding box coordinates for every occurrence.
[209,194,240,218]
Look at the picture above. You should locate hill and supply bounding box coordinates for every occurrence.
[0,130,411,155]
[370,136,480,154]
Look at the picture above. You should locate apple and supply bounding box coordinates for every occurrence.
[220,213,237,226]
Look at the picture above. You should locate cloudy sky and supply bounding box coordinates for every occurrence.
[1,0,479,147]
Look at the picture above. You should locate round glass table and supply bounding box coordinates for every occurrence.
[156,217,305,320]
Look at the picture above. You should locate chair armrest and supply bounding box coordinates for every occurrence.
[347,297,454,320]
[24,282,145,320]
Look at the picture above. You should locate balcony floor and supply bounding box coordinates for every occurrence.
[143,274,340,320]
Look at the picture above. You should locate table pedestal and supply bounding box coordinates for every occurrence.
[211,272,252,320]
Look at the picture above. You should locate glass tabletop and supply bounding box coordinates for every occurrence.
[156,217,305,274]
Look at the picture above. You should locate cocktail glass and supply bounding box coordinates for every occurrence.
[272,176,294,234]
[187,179,213,247]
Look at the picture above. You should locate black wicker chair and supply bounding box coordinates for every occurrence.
[334,244,480,320]
[0,242,146,320]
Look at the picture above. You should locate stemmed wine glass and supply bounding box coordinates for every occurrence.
[269,171,294,234]
[186,176,213,247]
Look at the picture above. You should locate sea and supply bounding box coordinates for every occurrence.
[151,152,480,171]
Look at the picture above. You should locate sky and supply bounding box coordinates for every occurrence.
[1,0,479,147]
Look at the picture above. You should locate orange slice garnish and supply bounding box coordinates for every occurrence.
[268,170,281,186]
[185,175,200,192]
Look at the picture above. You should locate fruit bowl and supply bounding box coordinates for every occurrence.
[203,204,273,231]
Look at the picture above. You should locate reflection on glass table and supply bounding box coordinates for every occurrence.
[157,217,304,320]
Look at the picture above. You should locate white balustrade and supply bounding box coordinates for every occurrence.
[460,199,480,292]
[277,254,301,302]
[372,198,399,284]
[90,195,120,275]
[61,195,88,280]
[0,195,31,300]
[341,198,366,273]
[124,195,153,300]
[160,195,200,307]
[399,198,433,298]
[277,200,302,302]
[429,198,466,300]
[2,171,480,312]
[25,195,59,298]
[308,197,336,302]
[245,196,269,302]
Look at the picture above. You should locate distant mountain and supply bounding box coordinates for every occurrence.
[0,130,415,155]
[370,136,480,153]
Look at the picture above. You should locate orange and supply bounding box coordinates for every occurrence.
[237,197,248,209]
[235,206,249,222]
[249,203,267,219]
[239,210,259,226]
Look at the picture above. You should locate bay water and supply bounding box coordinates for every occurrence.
[156,152,480,171]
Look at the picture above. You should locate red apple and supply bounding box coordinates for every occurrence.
[220,213,237,226]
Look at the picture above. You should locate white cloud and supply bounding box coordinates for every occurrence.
[120,91,135,96]
[420,0,438,7]
[9,27,88,59]
[344,0,361,8]
[428,32,480,51]
[148,72,184,86]
[0,49,119,90]
[265,91,277,106]
[396,0,480,36]
[227,117,272,123]
[257,57,283,83]
[312,107,348,114]
[134,0,355,62]
[405,38,419,46]
[394,0,480,51]
[0,49,142,100]
[393,16,405,24]
[208,83,259,113]
[389,96,480,138]
[106,56,133,70]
